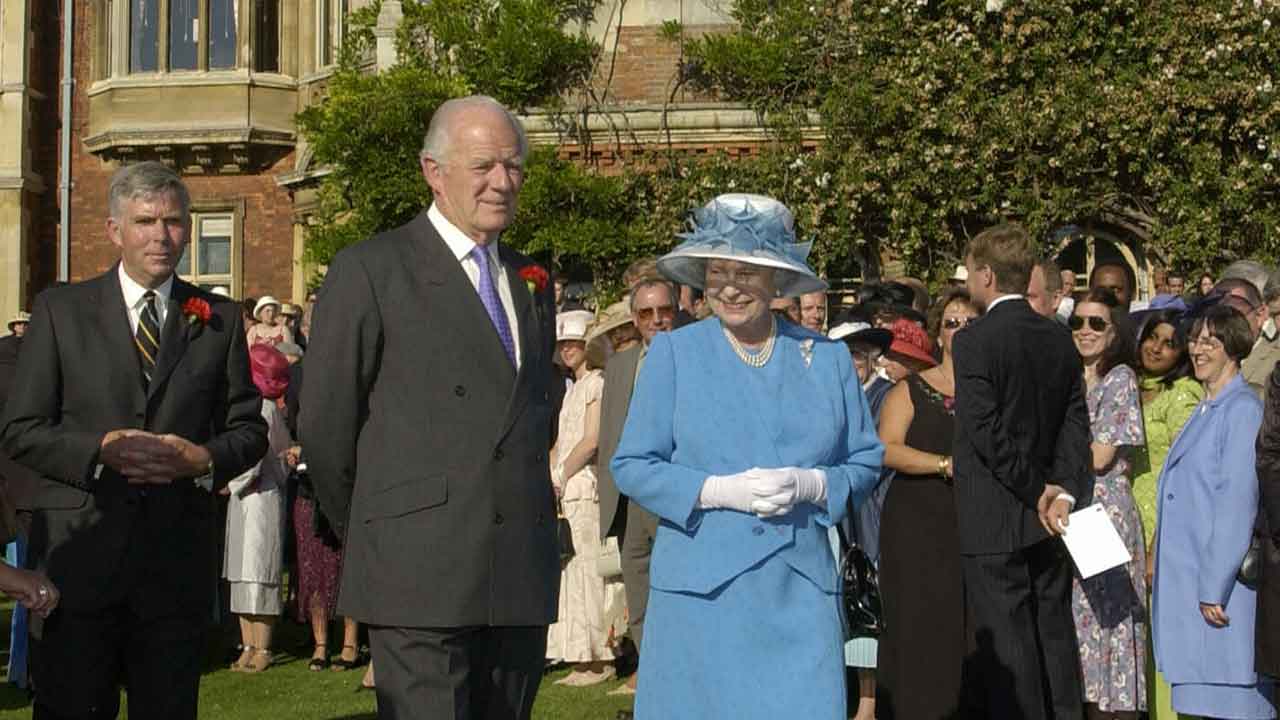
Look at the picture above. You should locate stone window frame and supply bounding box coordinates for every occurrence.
[316,0,348,70]
[179,200,244,295]
[94,0,283,78]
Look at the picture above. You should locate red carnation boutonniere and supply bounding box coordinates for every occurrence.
[182,297,212,328]
[519,265,549,296]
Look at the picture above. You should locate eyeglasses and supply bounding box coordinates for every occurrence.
[1188,336,1224,351]
[635,305,676,322]
[1068,315,1110,332]
[942,317,972,330]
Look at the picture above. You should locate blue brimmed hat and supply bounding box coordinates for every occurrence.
[656,194,827,297]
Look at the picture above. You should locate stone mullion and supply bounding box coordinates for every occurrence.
[157,0,171,71]
[198,0,210,70]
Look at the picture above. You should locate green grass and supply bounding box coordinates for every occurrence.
[0,603,635,719]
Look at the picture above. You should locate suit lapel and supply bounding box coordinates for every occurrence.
[96,269,147,402]
[409,213,515,385]
[147,279,193,401]
[496,245,539,441]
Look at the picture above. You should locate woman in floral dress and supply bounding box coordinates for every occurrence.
[1069,289,1148,719]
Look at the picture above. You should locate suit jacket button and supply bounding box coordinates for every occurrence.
[494,513,505,525]
[752,526,765,536]
[1167,493,1174,500]
[535,453,545,463]
[537,514,545,525]
[454,385,466,397]
[494,449,504,461]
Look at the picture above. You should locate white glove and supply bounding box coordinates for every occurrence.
[748,467,828,518]
[698,470,760,513]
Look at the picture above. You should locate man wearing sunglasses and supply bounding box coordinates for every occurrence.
[596,277,676,707]
[954,223,1094,720]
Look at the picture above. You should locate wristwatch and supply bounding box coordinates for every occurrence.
[937,456,952,478]
[192,459,215,493]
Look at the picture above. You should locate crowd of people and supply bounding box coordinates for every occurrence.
[0,93,1278,720]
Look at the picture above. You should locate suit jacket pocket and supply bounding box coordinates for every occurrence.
[362,475,448,522]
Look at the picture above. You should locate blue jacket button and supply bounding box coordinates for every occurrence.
[752,526,765,536]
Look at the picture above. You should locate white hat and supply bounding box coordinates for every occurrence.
[253,296,281,320]
[556,310,594,342]
[950,265,969,282]
[656,194,827,297]
[7,311,30,331]
[828,321,893,353]
[210,286,232,297]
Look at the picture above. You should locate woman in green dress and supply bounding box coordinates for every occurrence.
[1131,308,1203,719]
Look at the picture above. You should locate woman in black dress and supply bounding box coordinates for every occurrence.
[876,288,979,720]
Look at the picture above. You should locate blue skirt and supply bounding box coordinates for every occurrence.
[1171,681,1276,719]
[636,554,847,719]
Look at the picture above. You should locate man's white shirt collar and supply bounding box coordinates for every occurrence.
[987,293,1023,311]
[118,263,174,316]
[429,203,500,265]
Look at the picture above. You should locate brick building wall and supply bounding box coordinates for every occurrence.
[60,1,298,300]
[593,25,726,105]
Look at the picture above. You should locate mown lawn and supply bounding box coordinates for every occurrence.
[0,603,635,719]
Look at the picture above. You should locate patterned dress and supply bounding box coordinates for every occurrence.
[1131,375,1203,545]
[1130,374,1202,720]
[1072,364,1148,712]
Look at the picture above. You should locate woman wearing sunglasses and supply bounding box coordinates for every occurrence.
[1067,289,1149,720]
[1129,309,1203,719]
[875,288,979,720]
[1153,305,1275,719]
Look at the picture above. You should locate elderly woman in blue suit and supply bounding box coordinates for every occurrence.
[612,194,884,719]
[1153,304,1277,719]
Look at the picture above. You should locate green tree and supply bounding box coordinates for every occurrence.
[298,0,605,272]
[682,0,1280,276]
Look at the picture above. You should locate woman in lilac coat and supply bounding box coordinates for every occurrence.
[1153,305,1276,719]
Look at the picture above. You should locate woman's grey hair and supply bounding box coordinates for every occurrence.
[419,96,529,164]
[108,161,191,218]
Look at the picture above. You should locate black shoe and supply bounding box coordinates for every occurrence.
[615,712,634,720]
[331,644,364,671]
[308,645,330,672]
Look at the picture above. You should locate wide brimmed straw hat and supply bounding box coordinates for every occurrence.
[7,311,30,331]
[556,310,595,343]
[828,321,892,355]
[886,317,937,367]
[253,296,281,320]
[588,301,633,340]
[657,194,827,297]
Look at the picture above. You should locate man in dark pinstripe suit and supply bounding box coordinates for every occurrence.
[953,224,1094,720]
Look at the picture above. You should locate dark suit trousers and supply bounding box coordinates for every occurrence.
[368,625,546,720]
[620,499,659,651]
[30,603,203,720]
[961,538,1083,720]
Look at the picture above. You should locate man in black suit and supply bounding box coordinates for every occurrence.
[953,223,1093,720]
[0,161,268,720]
[301,95,559,720]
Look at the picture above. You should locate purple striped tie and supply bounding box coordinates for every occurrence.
[470,246,517,366]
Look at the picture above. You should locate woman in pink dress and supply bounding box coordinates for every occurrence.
[247,295,294,347]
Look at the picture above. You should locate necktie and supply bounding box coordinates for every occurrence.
[470,246,517,366]
[135,291,161,385]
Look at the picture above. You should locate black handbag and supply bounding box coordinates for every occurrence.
[838,532,885,640]
[556,499,575,565]
[1240,534,1263,590]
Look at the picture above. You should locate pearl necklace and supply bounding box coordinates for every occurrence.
[724,316,778,368]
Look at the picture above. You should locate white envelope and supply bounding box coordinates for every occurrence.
[1060,503,1132,579]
